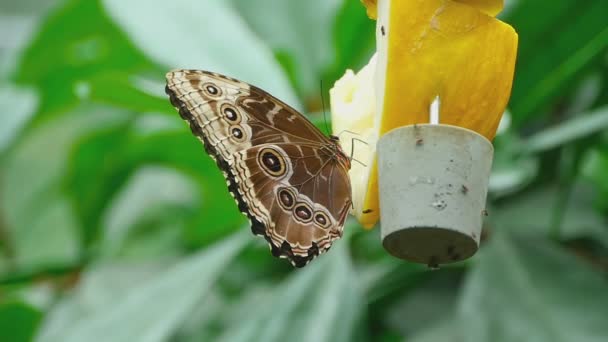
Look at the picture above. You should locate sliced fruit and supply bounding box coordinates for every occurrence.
[332,0,518,228]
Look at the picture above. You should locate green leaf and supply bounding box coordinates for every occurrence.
[102,0,300,109]
[0,1,59,78]
[231,0,375,106]
[64,118,134,245]
[328,0,376,90]
[231,0,343,99]
[215,241,366,342]
[582,148,608,190]
[581,147,608,209]
[524,106,608,154]
[457,231,608,342]
[99,166,199,258]
[118,128,247,246]
[62,110,245,250]
[37,232,248,342]
[88,72,170,114]
[504,1,608,124]
[0,0,61,15]
[1,106,131,272]
[489,132,538,197]
[491,183,608,247]
[409,317,460,342]
[16,0,155,114]
[0,301,42,342]
[0,84,37,153]
[413,231,608,342]
[379,271,460,338]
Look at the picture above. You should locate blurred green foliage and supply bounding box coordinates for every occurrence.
[1,0,607,341]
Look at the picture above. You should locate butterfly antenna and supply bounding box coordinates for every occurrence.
[319,80,331,136]
[349,137,369,163]
[337,130,361,138]
[352,137,369,145]
[351,158,367,167]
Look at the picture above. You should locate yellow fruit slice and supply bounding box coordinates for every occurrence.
[453,0,504,17]
[361,0,504,18]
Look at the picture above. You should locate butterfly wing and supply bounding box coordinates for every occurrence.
[165,70,351,267]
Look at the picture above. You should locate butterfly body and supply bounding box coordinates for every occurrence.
[165,70,352,267]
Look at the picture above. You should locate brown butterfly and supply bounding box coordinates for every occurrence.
[165,70,352,267]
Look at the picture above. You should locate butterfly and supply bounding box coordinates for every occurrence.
[165,70,352,267]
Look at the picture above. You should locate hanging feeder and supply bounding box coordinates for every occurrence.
[331,0,518,267]
[377,123,493,266]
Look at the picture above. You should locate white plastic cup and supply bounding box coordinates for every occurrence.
[377,124,493,266]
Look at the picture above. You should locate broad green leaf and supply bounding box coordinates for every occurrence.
[216,241,365,342]
[231,0,375,105]
[88,72,170,114]
[119,129,246,246]
[491,183,608,247]
[0,301,42,342]
[16,0,155,114]
[0,257,7,276]
[0,84,37,153]
[504,1,608,124]
[99,166,198,258]
[489,132,538,197]
[581,147,608,209]
[581,148,608,192]
[0,283,56,341]
[489,158,538,197]
[0,16,33,78]
[409,317,461,342]
[37,232,248,342]
[328,0,376,91]
[380,272,460,338]
[102,0,300,110]
[64,118,134,245]
[524,106,608,154]
[171,289,227,342]
[0,0,61,14]
[413,231,608,342]
[0,0,61,77]
[1,106,131,272]
[230,0,342,99]
[562,72,603,116]
[63,110,244,250]
[34,262,170,340]
[457,232,608,342]
[352,227,429,303]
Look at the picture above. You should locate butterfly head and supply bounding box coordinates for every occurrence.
[329,135,351,170]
